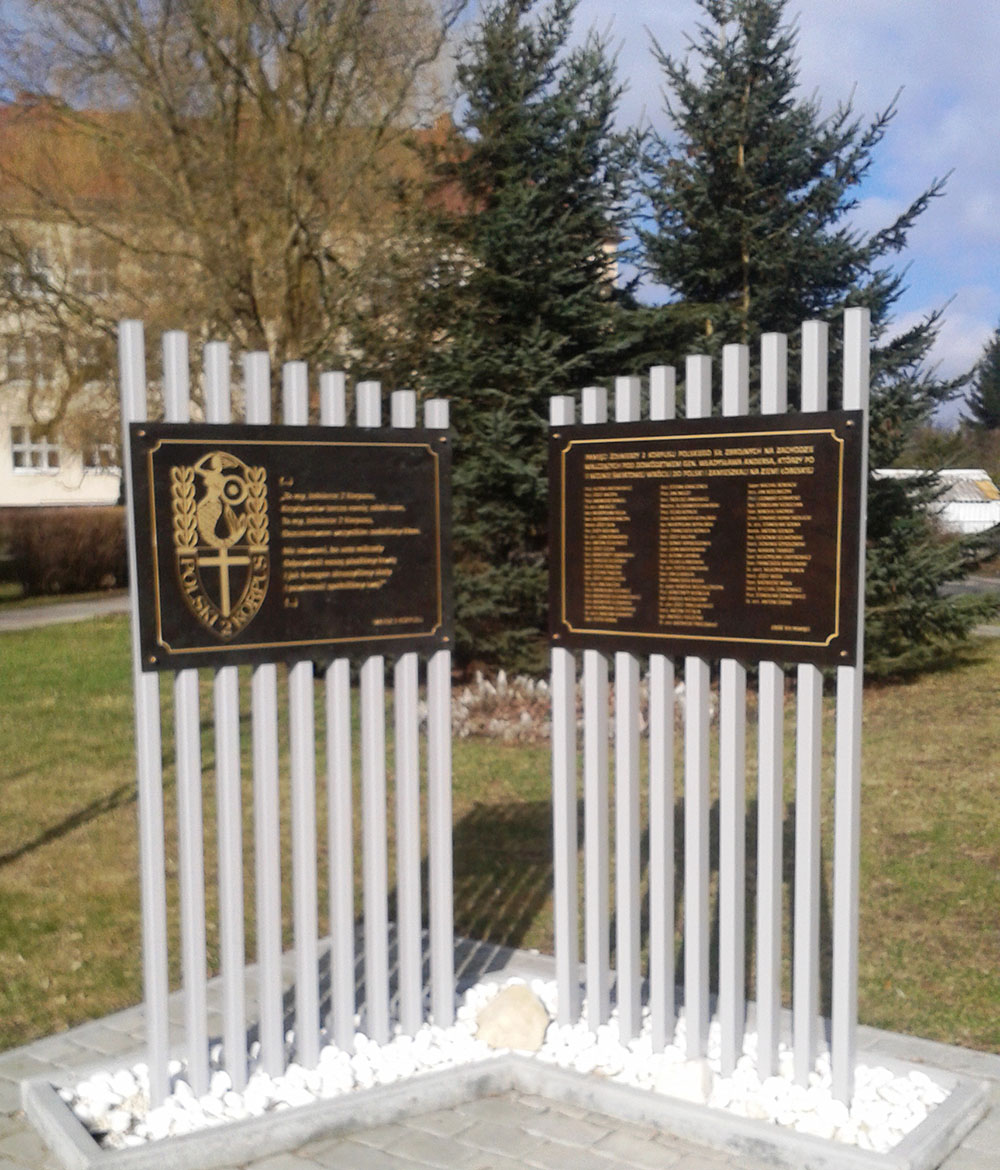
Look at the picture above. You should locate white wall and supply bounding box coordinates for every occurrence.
[0,402,121,508]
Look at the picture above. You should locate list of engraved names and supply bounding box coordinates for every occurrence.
[554,416,858,665]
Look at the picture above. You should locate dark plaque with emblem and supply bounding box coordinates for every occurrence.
[549,410,863,666]
[129,423,452,670]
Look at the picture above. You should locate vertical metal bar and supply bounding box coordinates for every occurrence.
[580,385,609,1031]
[283,360,321,1069]
[391,389,423,1035]
[684,353,712,1059]
[118,319,170,1106]
[613,375,642,1042]
[325,659,353,1048]
[718,345,749,1076]
[794,320,828,1085]
[319,370,347,427]
[648,364,676,1054]
[355,381,390,1043]
[319,371,355,1052]
[648,364,675,424]
[549,393,579,1025]
[243,352,284,1078]
[163,331,210,1096]
[756,332,788,1080]
[203,342,248,1090]
[832,308,870,1102]
[425,396,454,1027]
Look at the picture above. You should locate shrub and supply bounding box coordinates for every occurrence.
[0,507,127,596]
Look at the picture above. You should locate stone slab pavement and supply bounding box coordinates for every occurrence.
[3,994,1000,1170]
[0,593,129,634]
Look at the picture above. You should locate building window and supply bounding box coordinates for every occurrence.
[6,335,58,385]
[11,425,61,472]
[4,246,49,299]
[83,441,117,471]
[71,240,116,297]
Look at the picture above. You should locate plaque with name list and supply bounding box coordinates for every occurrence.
[129,422,452,670]
[549,410,864,666]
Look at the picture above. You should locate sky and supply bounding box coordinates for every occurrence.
[560,0,1000,423]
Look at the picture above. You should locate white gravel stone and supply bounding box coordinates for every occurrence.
[67,977,948,1157]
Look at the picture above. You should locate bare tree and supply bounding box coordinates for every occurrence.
[0,0,462,435]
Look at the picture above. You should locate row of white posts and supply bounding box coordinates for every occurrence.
[121,308,870,1110]
[119,321,455,1106]
[549,308,870,1103]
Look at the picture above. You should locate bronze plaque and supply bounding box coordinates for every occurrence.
[549,411,863,666]
[130,423,451,670]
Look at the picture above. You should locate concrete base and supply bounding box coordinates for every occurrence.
[23,1049,989,1170]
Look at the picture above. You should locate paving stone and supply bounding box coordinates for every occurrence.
[670,1153,734,1170]
[594,1128,684,1168]
[305,1138,427,1169]
[387,1128,471,1166]
[458,1150,535,1170]
[509,1092,550,1112]
[520,1108,611,1147]
[247,1153,323,1170]
[322,1123,404,1152]
[0,1120,21,1143]
[403,1107,476,1137]
[0,1125,55,1167]
[955,1111,1000,1154]
[387,1129,482,1169]
[301,1118,402,1155]
[0,1055,52,1084]
[63,1025,135,1058]
[455,1119,544,1160]
[523,1139,615,1170]
[939,1148,1000,1170]
[456,1094,543,1128]
[0,1084,21,1115]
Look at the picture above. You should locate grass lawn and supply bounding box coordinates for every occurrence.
[1,614,998,1054]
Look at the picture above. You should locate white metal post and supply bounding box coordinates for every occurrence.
[283,361,321,1069]
[550,393,580,1025]
[580,385,610,1031]
[425,396,455,1028]
[684,354,712,1059]
[118,319,171,1107]
[356,381,391,1044]
[756,332,789,1079]
[319,370,355,1052]
[163,331,210,1096]
[204,341,248,1090]
[718,345,749,1076]
[832,307,870,1101]
[613,375,642,1042]
[391,389,423,1035]
[793,320,828,1085]
[648,363,676,1054]
[244,351,285,1077]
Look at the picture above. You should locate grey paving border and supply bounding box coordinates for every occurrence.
[23,1050,989,1170]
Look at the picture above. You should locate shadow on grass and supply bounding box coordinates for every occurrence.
[0,780,136,869]
[451,799,554,953]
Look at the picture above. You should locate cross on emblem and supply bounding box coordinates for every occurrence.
[197,545,251,617]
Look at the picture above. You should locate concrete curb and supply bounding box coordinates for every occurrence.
[23,1049,990,1170]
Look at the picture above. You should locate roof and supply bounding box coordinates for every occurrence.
[874,468,1000,505]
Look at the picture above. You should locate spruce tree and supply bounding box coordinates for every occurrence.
[964,324,1000,430]
[639,0,996,675]
[424,0,637,668]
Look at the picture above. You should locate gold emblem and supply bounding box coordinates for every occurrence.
[170,452,269,640]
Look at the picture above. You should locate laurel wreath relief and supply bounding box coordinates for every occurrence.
[170,466,198,551]
[246,467,269,551]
